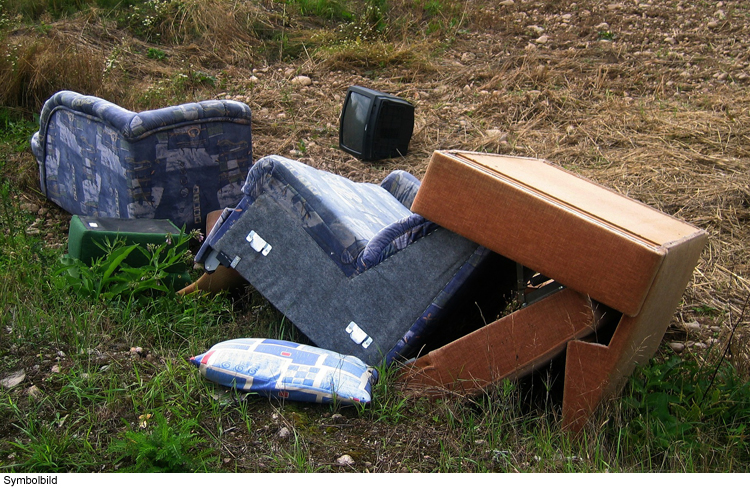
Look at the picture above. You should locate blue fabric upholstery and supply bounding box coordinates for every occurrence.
[31,90,253,230]
[195,156,490,365]
[241,156,419,276]
[191,338,378,405]
[379,170,421,210]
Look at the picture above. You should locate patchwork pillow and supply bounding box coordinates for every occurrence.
[190,338,378,405]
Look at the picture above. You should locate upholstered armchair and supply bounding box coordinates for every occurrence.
[31,90,253,230]
[194,155,501,366]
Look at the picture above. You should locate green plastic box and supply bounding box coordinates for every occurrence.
[67,215,188,267]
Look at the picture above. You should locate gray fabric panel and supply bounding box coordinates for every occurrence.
[210,193,479,366]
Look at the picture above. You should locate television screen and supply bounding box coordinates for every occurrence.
[339,86,414,161]
[341,91,372,156]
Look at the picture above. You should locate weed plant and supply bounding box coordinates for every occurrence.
[612,355,750,470]
[108,412,213,472]
[53,230,196,304]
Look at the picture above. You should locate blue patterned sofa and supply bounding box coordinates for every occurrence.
[195,156,500,366]
[31,90,253,230]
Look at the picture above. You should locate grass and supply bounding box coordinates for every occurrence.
[1,0,750,473]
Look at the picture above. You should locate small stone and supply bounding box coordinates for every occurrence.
[499,0,514,5]
[331,413,346,422]
[249,75,259,82]
[283,68,295,77]
[292,75,312,86]
[130,346,143,356]
[707,21,719,29]
[684,321,701,332]
[278,427,291,439]
[693,342,708,349]
[462,84,472,93]
[562,14,572,22]
[51,365,60,374]
[535,35,549,44]
[668,342,685,353]
[336,454,355,466]
[461,52,476,62]
[0,369,25,389]
[27,385,42,399]
[664,37,676,44]
[737,73,750,81]
[527,25,545,34]
[607,3,623,10]
[595,22,610,31]
[710,326,721,333]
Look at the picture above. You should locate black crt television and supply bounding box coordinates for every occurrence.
[339,86,415,161]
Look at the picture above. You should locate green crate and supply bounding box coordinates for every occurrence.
[67,216,188,266]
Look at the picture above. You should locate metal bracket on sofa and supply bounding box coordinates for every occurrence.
[246,230,272,256]
[346,321,373,349]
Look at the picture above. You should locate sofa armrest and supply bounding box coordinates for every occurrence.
[357,213,438,272]
[380,170,421,210]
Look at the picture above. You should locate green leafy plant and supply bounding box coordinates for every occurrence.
[619,356,750,459]
[0,108,38,153]
[108,412,212,472]
[53,229,196,303]
[287,0,353,21]
[146,46,166,60]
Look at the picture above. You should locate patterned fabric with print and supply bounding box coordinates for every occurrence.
[31,90,253,230]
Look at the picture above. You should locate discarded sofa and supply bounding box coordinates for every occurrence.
[399,150,708,431]
[194,155,494,366]
[31,90,253,231]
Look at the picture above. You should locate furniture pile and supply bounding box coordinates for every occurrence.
[32,91,707,430]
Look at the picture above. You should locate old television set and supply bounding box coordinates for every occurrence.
[339,86,415,161]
